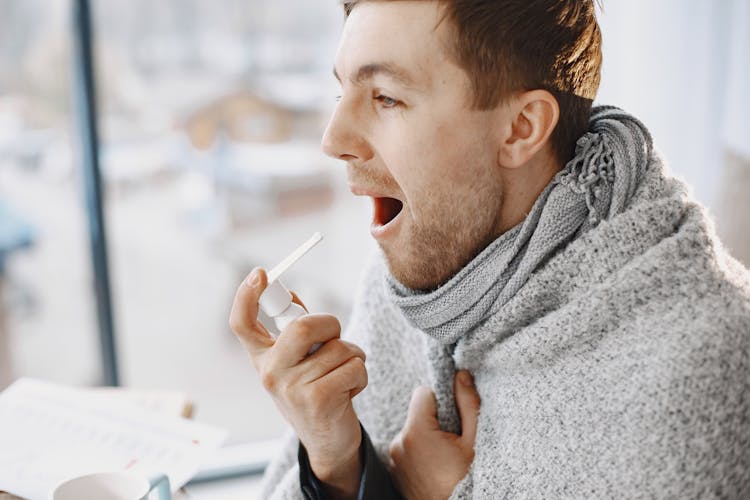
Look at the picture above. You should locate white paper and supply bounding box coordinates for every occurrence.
[89,387,193,418]
[0,379,227,500]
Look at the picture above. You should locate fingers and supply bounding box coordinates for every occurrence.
[312,355,368,400]
[229,268,274,353]
[300,339,366,384]
[274,314,343,365]
[388,431,404,469]
[405,386,440,432]
[389,386,440,476]
[454,371,481,446]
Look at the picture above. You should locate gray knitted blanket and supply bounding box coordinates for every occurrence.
[260,107,750,499]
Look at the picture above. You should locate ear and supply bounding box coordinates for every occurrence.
[497,90,559,168]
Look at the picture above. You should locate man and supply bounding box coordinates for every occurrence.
[229,1,750,498]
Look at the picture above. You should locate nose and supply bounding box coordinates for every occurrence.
[321,97,373,163]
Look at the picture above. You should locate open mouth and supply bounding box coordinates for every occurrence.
[373,197,404,227]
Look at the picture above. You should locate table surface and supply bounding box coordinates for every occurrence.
[0,474,264,500]
[180,475,264,499]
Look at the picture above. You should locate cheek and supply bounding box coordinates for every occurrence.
[369,124,433,197]
[407,127,494,205]
[373,113,495,206]
[431,119,495,178]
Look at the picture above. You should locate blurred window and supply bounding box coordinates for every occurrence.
[0,0,374,444]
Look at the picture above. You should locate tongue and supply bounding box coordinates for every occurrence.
[376,197,403,226]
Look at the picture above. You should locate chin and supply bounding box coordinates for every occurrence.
[381,224,499,292]
[381,243,459,292]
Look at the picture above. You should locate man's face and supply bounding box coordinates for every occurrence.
[323,1,507,290]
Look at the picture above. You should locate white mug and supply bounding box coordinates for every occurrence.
[51,471,171,500]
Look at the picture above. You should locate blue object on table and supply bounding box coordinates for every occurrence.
[0,200,36,274]
[146,474,171,500]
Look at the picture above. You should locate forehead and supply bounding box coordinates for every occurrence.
[335,1,453,88]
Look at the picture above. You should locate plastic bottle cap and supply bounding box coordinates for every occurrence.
[258,279,293,318]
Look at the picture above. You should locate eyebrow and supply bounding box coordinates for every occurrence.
[333,62,419,88]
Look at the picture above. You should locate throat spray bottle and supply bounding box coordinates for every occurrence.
[258,232,323,351]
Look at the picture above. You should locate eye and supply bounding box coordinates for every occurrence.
[374,94,401,109]
[335,95,342,102]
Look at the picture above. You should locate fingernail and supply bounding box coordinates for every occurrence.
[460,371,474,387]
[244,268,260,287]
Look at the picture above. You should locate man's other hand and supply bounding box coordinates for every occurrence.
[389,371,480,500]
[229,268,367,499]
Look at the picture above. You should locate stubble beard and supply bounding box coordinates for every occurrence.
[383,179,503,292]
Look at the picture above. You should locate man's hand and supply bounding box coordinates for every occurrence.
[388,371,480,500]
[229,268,368,499]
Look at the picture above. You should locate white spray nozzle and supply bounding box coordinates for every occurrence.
[258,232,323,319]
[268,232,323,283]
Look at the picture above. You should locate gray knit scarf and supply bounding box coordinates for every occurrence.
[385,106,653,432]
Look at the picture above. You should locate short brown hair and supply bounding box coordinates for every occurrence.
[342,0,602,164]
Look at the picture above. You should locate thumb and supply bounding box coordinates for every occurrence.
[405,386,440,432]
[454,371,480,445]
[229,268,274,353]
